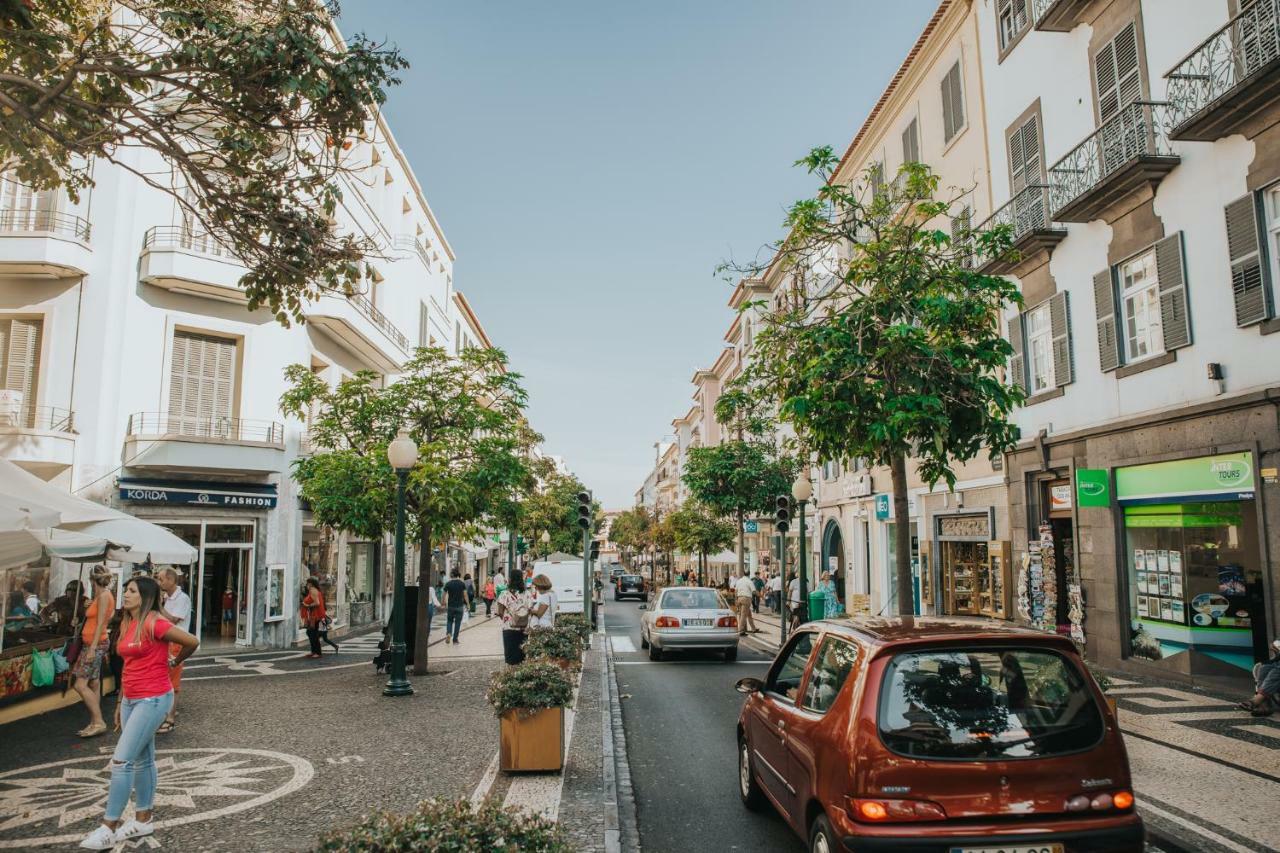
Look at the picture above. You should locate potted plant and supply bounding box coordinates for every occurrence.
[556,613,592,644]
[315,797,571,852]
[487,661,574,772]
[523,626,584,672]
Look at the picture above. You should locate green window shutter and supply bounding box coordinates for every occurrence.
[1155,232,1191,350]
[1093,268,1121,372]
[1007,313,1026,394]
[1225,193,1271,326]
[1049,290,1073,387]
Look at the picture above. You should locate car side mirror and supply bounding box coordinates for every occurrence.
[735,677,764,695]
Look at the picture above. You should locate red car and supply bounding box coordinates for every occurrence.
[735,617,1143,853]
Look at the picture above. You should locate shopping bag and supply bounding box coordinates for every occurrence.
[31,650,56,688]
[51,649,70,674]
[462,608,470,625]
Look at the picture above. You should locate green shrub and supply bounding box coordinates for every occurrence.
[556,613,592,643]
[315,797,572,852]
[487,660,574,718]
[523,626,583,667]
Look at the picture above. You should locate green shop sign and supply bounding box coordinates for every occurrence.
[1075,469,1110,507]
[1116,452,1255,505]
[1124,502,1243,528]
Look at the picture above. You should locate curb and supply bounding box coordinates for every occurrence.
[603,623,641,852]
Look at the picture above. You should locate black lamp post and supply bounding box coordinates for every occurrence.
[384,429,417,697]
[792,473,813,626]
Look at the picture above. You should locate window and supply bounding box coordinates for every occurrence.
[1008,114,1042,193]
[167,330,237,433]
[0,317,42,427]
[1120,249,1163,362]
[418,302,430,347]
[0,175,56,230]
[1026,302,1055,393]
[941,61,965,143]
[765,632,816,703]
[802,638,858,713]
[901,118,920,165]
[1094,23,1141,123]
[869,162,885,199]
[659,589,727,610]
[997,0,1030,52]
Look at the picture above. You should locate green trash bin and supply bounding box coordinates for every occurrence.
[808,589,826,621]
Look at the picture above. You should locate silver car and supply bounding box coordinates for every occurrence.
[639,586,739,662]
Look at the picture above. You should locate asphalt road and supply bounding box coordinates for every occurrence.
[605,600,804,853]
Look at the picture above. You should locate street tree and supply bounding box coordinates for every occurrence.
[608,507,651,573]
[1,0,406,322]
[728,152,1022,615]
[281,346,533,672]
[516,462,601,559]
[651,513,678,585]
[668,501,735,586]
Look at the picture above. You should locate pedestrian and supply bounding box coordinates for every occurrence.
[496,571,532,665]
[465,573,477,615]
[530,574,556,629]
[494,571,507,600]
[300,578,326,659]
[41,579,88,635]
[316,613,340,654]
[425,579,440,637]
[155,568,191,734]
[76,575,198,850]
[733,572,759,635]
[482,577,496,616]
[768,572,783,614]
[1240,639,1280,717]
[820,571,840,619]
[71,568,116,739]
[752,571,764,614]
[443,569,469,644]
[787,572,803,632]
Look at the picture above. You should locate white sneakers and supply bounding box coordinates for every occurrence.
[78,818,154,849]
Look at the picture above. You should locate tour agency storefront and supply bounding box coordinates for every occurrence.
[118,478,276,649]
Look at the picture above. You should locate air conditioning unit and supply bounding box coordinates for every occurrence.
[0,390,24,426]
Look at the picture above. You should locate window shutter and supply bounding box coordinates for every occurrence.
[951,206,972,268]
[1007,313,1026,393]
[1225,194,1271,326]
[1049,291,1073,387]
[1009,124,1027,193]
[418,301,430,347]
[1,318,42,427]
[168,331,236,435]
[1021,116,1041,185]
[1093,268,1121,372]
[1096,23,1140,123]
[902,118,920,164]
[1155,232,1191,350]
[941,62,964,143]
[870,162,884,198]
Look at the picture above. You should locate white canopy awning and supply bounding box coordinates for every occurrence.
[706,550,739,564]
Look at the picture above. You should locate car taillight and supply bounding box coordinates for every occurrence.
[655,616,680,628]
[850,798,946,822]
[716,616,737,628]
[1065,790,1134,812]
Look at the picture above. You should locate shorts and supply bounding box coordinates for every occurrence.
[72,640,108,682]
[168,642,184,692]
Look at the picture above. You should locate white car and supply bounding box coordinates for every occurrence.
[640,586,739,662]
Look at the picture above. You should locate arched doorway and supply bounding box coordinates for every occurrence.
[821,520,846,606]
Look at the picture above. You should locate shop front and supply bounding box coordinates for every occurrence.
[875,493,921,614]
[928,509,1010,620]
[300,520,382,635]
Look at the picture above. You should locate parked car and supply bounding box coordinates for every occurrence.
[735,617,1143,853]
[640,586,739,662]
[614,574,647,602]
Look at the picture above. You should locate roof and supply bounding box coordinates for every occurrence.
[809,616,1078,652]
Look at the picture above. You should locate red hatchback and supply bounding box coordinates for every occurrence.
[735,617,1144,853]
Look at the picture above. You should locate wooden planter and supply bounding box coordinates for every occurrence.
[500,706,565,772]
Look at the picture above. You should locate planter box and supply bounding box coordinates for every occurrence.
[500,706,564,772]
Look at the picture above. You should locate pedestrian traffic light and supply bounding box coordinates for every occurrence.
[576,490,592,530]
[590,540,600,561]
[774,495,791,533]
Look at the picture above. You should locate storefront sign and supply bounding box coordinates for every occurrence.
[1116,452,1255,505]
[1050,484,1073,512]
[119,479,278,508]
[937,514,991,539]
[743,520,758,533]
[1075,469,1111,507]
[874,494,890,520]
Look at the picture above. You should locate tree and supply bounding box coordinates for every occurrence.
[728,152,1023,615]
[516,462,601,560]
[2,0,406,322]
[651,513,678,585]
[608,507,651,573]
[668,502,735,586]
[281,346,534,673]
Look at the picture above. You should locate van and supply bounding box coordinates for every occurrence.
[532,558,586,614]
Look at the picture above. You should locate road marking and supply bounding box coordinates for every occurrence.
[470,751,501,805]
[609,636,637,653]
[324,755,365,765]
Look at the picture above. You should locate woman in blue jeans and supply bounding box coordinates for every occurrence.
[79,576,198,850]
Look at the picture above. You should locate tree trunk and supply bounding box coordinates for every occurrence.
[413,525,432,675]
[736,508,745,578]
[698,550,705,587]
[890,454,913,616]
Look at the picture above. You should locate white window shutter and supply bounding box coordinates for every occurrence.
[1,318,42,427]
[1096,23,1140,123]
[1224,194,1271,326]
[168,331,237,435]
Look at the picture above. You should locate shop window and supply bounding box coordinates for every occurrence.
[1120,249,1163,363]
[345,541,377,627]
[204,523,254,544]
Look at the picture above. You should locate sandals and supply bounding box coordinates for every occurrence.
[157,720,176,734]
[77,722,108,738]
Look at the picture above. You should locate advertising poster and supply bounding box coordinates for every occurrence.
[1137,596,1149,617]
[1170,550,1182,573]
[1161,600,1175,621]
[1170,600,1185,624]
[1170,575,1183,598]
[1157,550,1170,572]
[1158,573,1172,596]
[1134,548,1144,570]
[1144,551,1157,572]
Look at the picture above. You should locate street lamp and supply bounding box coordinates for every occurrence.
[540,530,550,559]
[384,429,417,697]
[791,473,813,626]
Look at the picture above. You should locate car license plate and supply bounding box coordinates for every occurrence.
[683,618,712,627]
[951,845,1063,853]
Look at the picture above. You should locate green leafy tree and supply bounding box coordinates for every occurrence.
[608,507,651,572]
[668,501,735,586]
[517,462,601,559]
[651,513,678,585]
[281,346,534,672]
[1,0,406,322]
[729,152,1022,615]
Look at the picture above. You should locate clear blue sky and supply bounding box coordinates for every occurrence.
[339,1,938,508]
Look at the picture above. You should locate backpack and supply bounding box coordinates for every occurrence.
[508,593,532,631]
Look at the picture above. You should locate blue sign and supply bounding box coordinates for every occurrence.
[743,520,758,533]
[874,494,890,520]
[119,479,277,509]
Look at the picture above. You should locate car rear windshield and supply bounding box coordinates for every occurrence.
[877,647,1104,760]
[621,575,641,584]
[660,590,726,610]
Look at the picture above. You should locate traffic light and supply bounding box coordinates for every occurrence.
[590,540,600,561]
[516,536,527,555]
[576,490,592,530]
[774,495,791,533]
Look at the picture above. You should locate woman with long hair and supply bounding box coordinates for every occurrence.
[495,571,532,665]
[70,569,116,738]
[77,575,198,850]
[300,577,327,658]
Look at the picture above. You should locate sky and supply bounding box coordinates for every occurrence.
[338,1,939,508]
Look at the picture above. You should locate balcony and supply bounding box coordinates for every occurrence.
[122,412,285,476]
[1165,0,1280,141]
[0,208,92,278]
[974,185,1067,275]
[393,234,432,270]
[139,226,248,302]
[0,405,76,479]
[306,292,412,373]
[1031,0,1091,32]
[1047,101,1180,223]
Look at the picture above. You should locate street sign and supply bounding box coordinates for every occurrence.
[874,494,890,520]
[1075,468,1111,507]
[743,520,758,533]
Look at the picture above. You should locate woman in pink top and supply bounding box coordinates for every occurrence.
[78,576,198,851]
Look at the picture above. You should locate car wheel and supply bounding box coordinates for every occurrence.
[648,640,662,661]
[809,813,835,853]
[738,737,766,811]
[723,646,738,662]
[640,630,649,649]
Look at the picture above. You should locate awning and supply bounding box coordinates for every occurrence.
[706,550,739,564]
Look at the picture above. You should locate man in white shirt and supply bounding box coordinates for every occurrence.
[768,573,783,613]
[787,573,802,631]
[158,567,193,732]
[733,572,758,635]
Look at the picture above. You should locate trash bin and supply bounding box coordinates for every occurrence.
[808,589,826,621]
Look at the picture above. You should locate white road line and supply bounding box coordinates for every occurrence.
[470,751,501,805]
[609,636,637,654]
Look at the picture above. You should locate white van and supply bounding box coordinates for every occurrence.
[532,558,586,615]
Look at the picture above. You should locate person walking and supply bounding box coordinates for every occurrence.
[482,577,496,616]
[530,574,557,629]
[496,572,532,665]
[733,572,759,635]
[316,614,340,654]
[71,569,116,738]
[752,572,764,614]
[443,569,469,644]
[494,571,507,600]
[820,571,840,619]
[787,572,803,632]
[464,574,477,615]
[768,572,783,614]
[155,568,191,734]
[300,578,326,659]
[77,575,198,850]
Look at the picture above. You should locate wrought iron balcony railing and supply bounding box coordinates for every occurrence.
[0,209,91,241]
[0,405,75,432]
[1047,101,1176,219]
[142,225,238,260]
[346,291,411,354]
[392,234,432,270]
[127,412,284,445]
[973,184,1063,270]
[1166,0,1280,138]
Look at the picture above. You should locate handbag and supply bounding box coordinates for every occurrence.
[63,635,84,667]
[319,615,333,631]
[51,649,70,674]
[31,650,56,688]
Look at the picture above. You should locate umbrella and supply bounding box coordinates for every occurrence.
[0,493,62,570]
